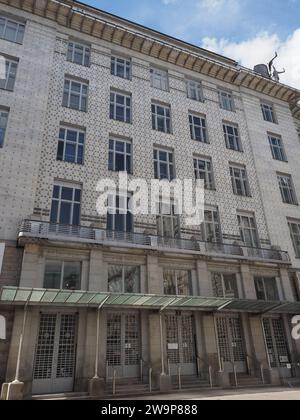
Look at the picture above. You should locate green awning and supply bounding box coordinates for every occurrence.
[1,286,300,314]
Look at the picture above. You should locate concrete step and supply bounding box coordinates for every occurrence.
[283,378,300,388]
[31,392,89,400]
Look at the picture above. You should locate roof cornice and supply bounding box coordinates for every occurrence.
[1,0,300,118]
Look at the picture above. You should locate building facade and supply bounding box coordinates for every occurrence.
[0,0,300,399]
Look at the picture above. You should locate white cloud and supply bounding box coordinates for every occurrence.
[202,29,300,90]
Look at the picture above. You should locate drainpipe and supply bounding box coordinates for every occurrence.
[13,304,28,384]
[213,313,223,372]
[260,316,272,370]
[93,296,110,379]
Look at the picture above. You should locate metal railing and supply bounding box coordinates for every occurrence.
[18,220,290,262]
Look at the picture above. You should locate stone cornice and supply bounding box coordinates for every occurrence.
[1,0,300,118]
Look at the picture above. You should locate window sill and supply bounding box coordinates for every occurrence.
[62,105,87,113]
[56,159,84,166]
[110,118,133,125]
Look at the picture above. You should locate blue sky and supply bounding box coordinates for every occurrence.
[80,0,300,88]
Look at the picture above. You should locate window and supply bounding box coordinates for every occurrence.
[0,16,25,44]
[154,148,175,180]
[107,194,133,232]
[0,110,8,148]
[277,174,297,205]
[157,201,180,238]
[163,270,192,296]
[57,126,85,164]
[0,57,17,91]
[108,265,140,293]
[237,213,259,247]
[230,164,250,197]
[261,103,276,123]
[110,90,131,123]
[63,78,88,111]
[219,90,235,111]
[255,277,279,301]
[202,208,222,242]
[212,273,238,298]
[269,134,286,161]
[50,184,81,226]
[223,123,242,151]
[150,67,168,91]
[288,221,300,258]
[111,55,131,79]
[189,114,208,143]
[194,157,215,190]
[108,138,132,172]
[152,103,171,133]
[186,79,203,102]
[67,41,90,66]
[44,261,81,290]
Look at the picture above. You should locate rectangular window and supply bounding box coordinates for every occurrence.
[44,260,81,290]
[269,134,287,161]
[255,277,279,301]
[152,102,171,133]
[288,221,300,258]
[63,78,88,111]
[261,103,276,123]
[223,123,242,151]
[194,157,215,190]
[163,270,192,296]
[230,164,251,197]
[237,213,259,247]
[156,201,180,238]
[0,16,25,44]
[154,148,175,180]
[57,126,85,164]
[202,208,222,242]
[111,55,131,79]
[50,184,81,226]
[150,67,168,91]
[189,113,208,143]
[219,90,235,111]
[107,194,133,233]
[110,90,131,123]
[186,79,203,102]
[0,110,8,148]
[277,174,297,205]
[67,41,90,66]
[212,273,238,298]
[108,138,132,173]
[108,265,140,293]
[0,57,18,91]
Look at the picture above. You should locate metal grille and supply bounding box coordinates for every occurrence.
[125,314,140,366]
[56,314,77,378]
[33,314,57,380]
[263,318,290,368]
[107,314,122,366]
[181,315,195,364]
[166,315,179,364]
[217,317,231,362]
[229,317,246,362]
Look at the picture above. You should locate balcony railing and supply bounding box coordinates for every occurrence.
[18,220,290,263]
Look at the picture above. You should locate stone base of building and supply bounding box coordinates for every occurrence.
[1,381,24,400]
[88,377,105,398]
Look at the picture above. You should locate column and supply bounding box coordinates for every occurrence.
[88,249,106,292]
[147,254,163,294]
[240,264,256,299]
[19,244,44,288]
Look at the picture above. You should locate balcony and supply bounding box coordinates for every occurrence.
[18,220,291,264]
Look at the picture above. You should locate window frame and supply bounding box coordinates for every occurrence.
[57,125,85,165]
[43,260,81,290]
[107,193,133,233]
[163,269,192,296]
[63,78,88,112]
[152,102,172,134]
[150,67,169,91]
[156,200,181,239]
[212,273,239,298]
[0,109,9,148]
[50,183,82,226]
[254,276,279,301]
[108,137,132,173]
[218,89,235,112]
[0,57,18,91]
[194,156,215,190]
[0,16,25,44]
[111,55,131,80]
[108,264,141,293]
[67,41,90,67]
[110,90,132,123]
[230,164,251,197]
[153,148,175,181]
[277,173,298,205]
[189,113,208,143]
[237,213,259,248]
[202,208,222,243]
[288,221,300,258]
[186,79,204,102]
[223,123,242,151]
[261,102,277,123]
[268,134,287,162]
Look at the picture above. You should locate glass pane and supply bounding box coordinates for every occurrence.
[124,266,140,293]
[163,270,176,295]
[177,271,192,295]
[61,187,73,201]
[63,262,81,290]
[108,265,123,292]
[44,261,62,289]
[59,202,72,224]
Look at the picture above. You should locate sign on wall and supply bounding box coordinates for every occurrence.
[0,243,4,275]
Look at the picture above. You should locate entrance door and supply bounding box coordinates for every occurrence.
[263,317,291,377]
[216,316,247,373]
[32,313,77,395]
[106,312,141,378]
[166,313,197,376]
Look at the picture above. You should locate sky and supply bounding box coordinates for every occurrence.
[79,0,300,90]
